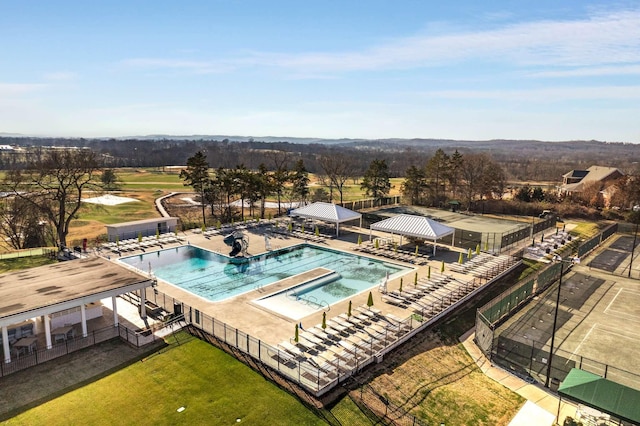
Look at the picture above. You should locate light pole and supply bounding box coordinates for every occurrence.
[544,255,579,389]
[628,205,640,278]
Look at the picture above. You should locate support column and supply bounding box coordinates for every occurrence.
[81,304,88,338]
[2,326,10,364]
[44,314,52,349]
[140,289,147,319]
[112,296,119,327]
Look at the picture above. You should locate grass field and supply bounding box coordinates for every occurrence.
[0,255,57,273]
[5,336,328,426]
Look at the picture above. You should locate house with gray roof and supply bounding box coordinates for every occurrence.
[558,165,624,197]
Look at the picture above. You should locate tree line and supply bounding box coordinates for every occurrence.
[2,136,639,183]
[0,140,638,251]
[179,151,395,226]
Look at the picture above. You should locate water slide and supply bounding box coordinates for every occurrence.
[223,231,249,257]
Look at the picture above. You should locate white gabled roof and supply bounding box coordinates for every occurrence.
[371,214,454,240]
[290,202,361,223]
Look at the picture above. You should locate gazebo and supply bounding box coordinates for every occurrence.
[289,202,362,237]
[370,214,455,255]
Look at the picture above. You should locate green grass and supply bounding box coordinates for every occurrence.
[0,255,56,273]
[569,221,601,238]
[328,396,374,425]
[7,337,326,426]
[75,195,159,224]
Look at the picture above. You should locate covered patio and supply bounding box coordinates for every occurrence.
[370,214,455,256]
[289,202,362,237]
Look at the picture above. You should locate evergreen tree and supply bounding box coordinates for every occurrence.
[180,151,210,226]
[401,165,427,205]
[361,159,391,204]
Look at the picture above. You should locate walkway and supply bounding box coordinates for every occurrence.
[460,328,576,425]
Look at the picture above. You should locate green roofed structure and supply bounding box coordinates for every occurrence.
[558,368,640,425]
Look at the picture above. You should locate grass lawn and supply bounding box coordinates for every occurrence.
[6,337,327,426]
[0,255,56,273]
[367,334,524,426]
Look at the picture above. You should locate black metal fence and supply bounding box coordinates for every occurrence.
[0,323,160,378]
[475,223,629,390]
[338,196,401,212]
[145,259,520,399]
[351,385,429,426]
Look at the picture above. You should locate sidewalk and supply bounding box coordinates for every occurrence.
[460,328,576,426]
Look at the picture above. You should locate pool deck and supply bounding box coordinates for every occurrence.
[142,223,474,347]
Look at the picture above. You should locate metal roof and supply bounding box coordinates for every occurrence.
[370,214,454,240]
[290,202,361,223]
[559,368,640,424]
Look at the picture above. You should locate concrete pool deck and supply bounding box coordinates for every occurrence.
[134,223,475,348]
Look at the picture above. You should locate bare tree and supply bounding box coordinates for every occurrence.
[0,197,50,249]
[268,151,291,215]
[2,148,101,248]
[318,155,351,204]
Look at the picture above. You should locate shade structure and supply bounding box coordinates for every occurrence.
[289,202,362,237]
[370,214,455,254]
[558,368,640,424]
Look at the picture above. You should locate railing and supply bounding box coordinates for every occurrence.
[0,247,57,260]
[0,323,161,378]
[475,223,628,389]
[145,255,522,398]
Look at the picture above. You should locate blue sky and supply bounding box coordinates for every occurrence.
[1,1,639,142]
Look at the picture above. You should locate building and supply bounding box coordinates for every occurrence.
[558,166,624,203]
[106,217,179,242]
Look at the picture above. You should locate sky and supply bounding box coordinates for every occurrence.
[1,1,639,142]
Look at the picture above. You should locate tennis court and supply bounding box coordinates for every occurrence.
[588,235,638,273]
[494,263,640,390]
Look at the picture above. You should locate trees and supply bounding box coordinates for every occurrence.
[2,148,101,248]
[425,149,450,206]
[459,153,505,209]
[318,155,350,204]
[290,159,310,207]
[448,150,464,199]
[361,159,391,204]
[101,168,120,191]
[180,151,210,226]
[401,165,428,205]
[0,197,50,249]
[269,151,291,216]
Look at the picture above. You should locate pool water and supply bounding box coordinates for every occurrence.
[119,244,409,303]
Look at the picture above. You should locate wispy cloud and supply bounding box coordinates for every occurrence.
[0,83,46,96]
[529,64,640,78]
[121,58,239,74]
[120,8,640,75]
[422,85,640,102]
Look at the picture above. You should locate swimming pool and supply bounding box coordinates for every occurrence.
[119,244,410,306]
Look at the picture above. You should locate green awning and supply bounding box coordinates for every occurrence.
[558,368,640,424]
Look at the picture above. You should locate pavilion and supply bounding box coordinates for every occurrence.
[289,202,362,237]
[370,214,455,255]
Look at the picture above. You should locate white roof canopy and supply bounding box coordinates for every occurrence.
[289,202,362,236]
[370,214,454,241]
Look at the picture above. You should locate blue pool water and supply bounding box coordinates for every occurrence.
[119,244,410,303]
